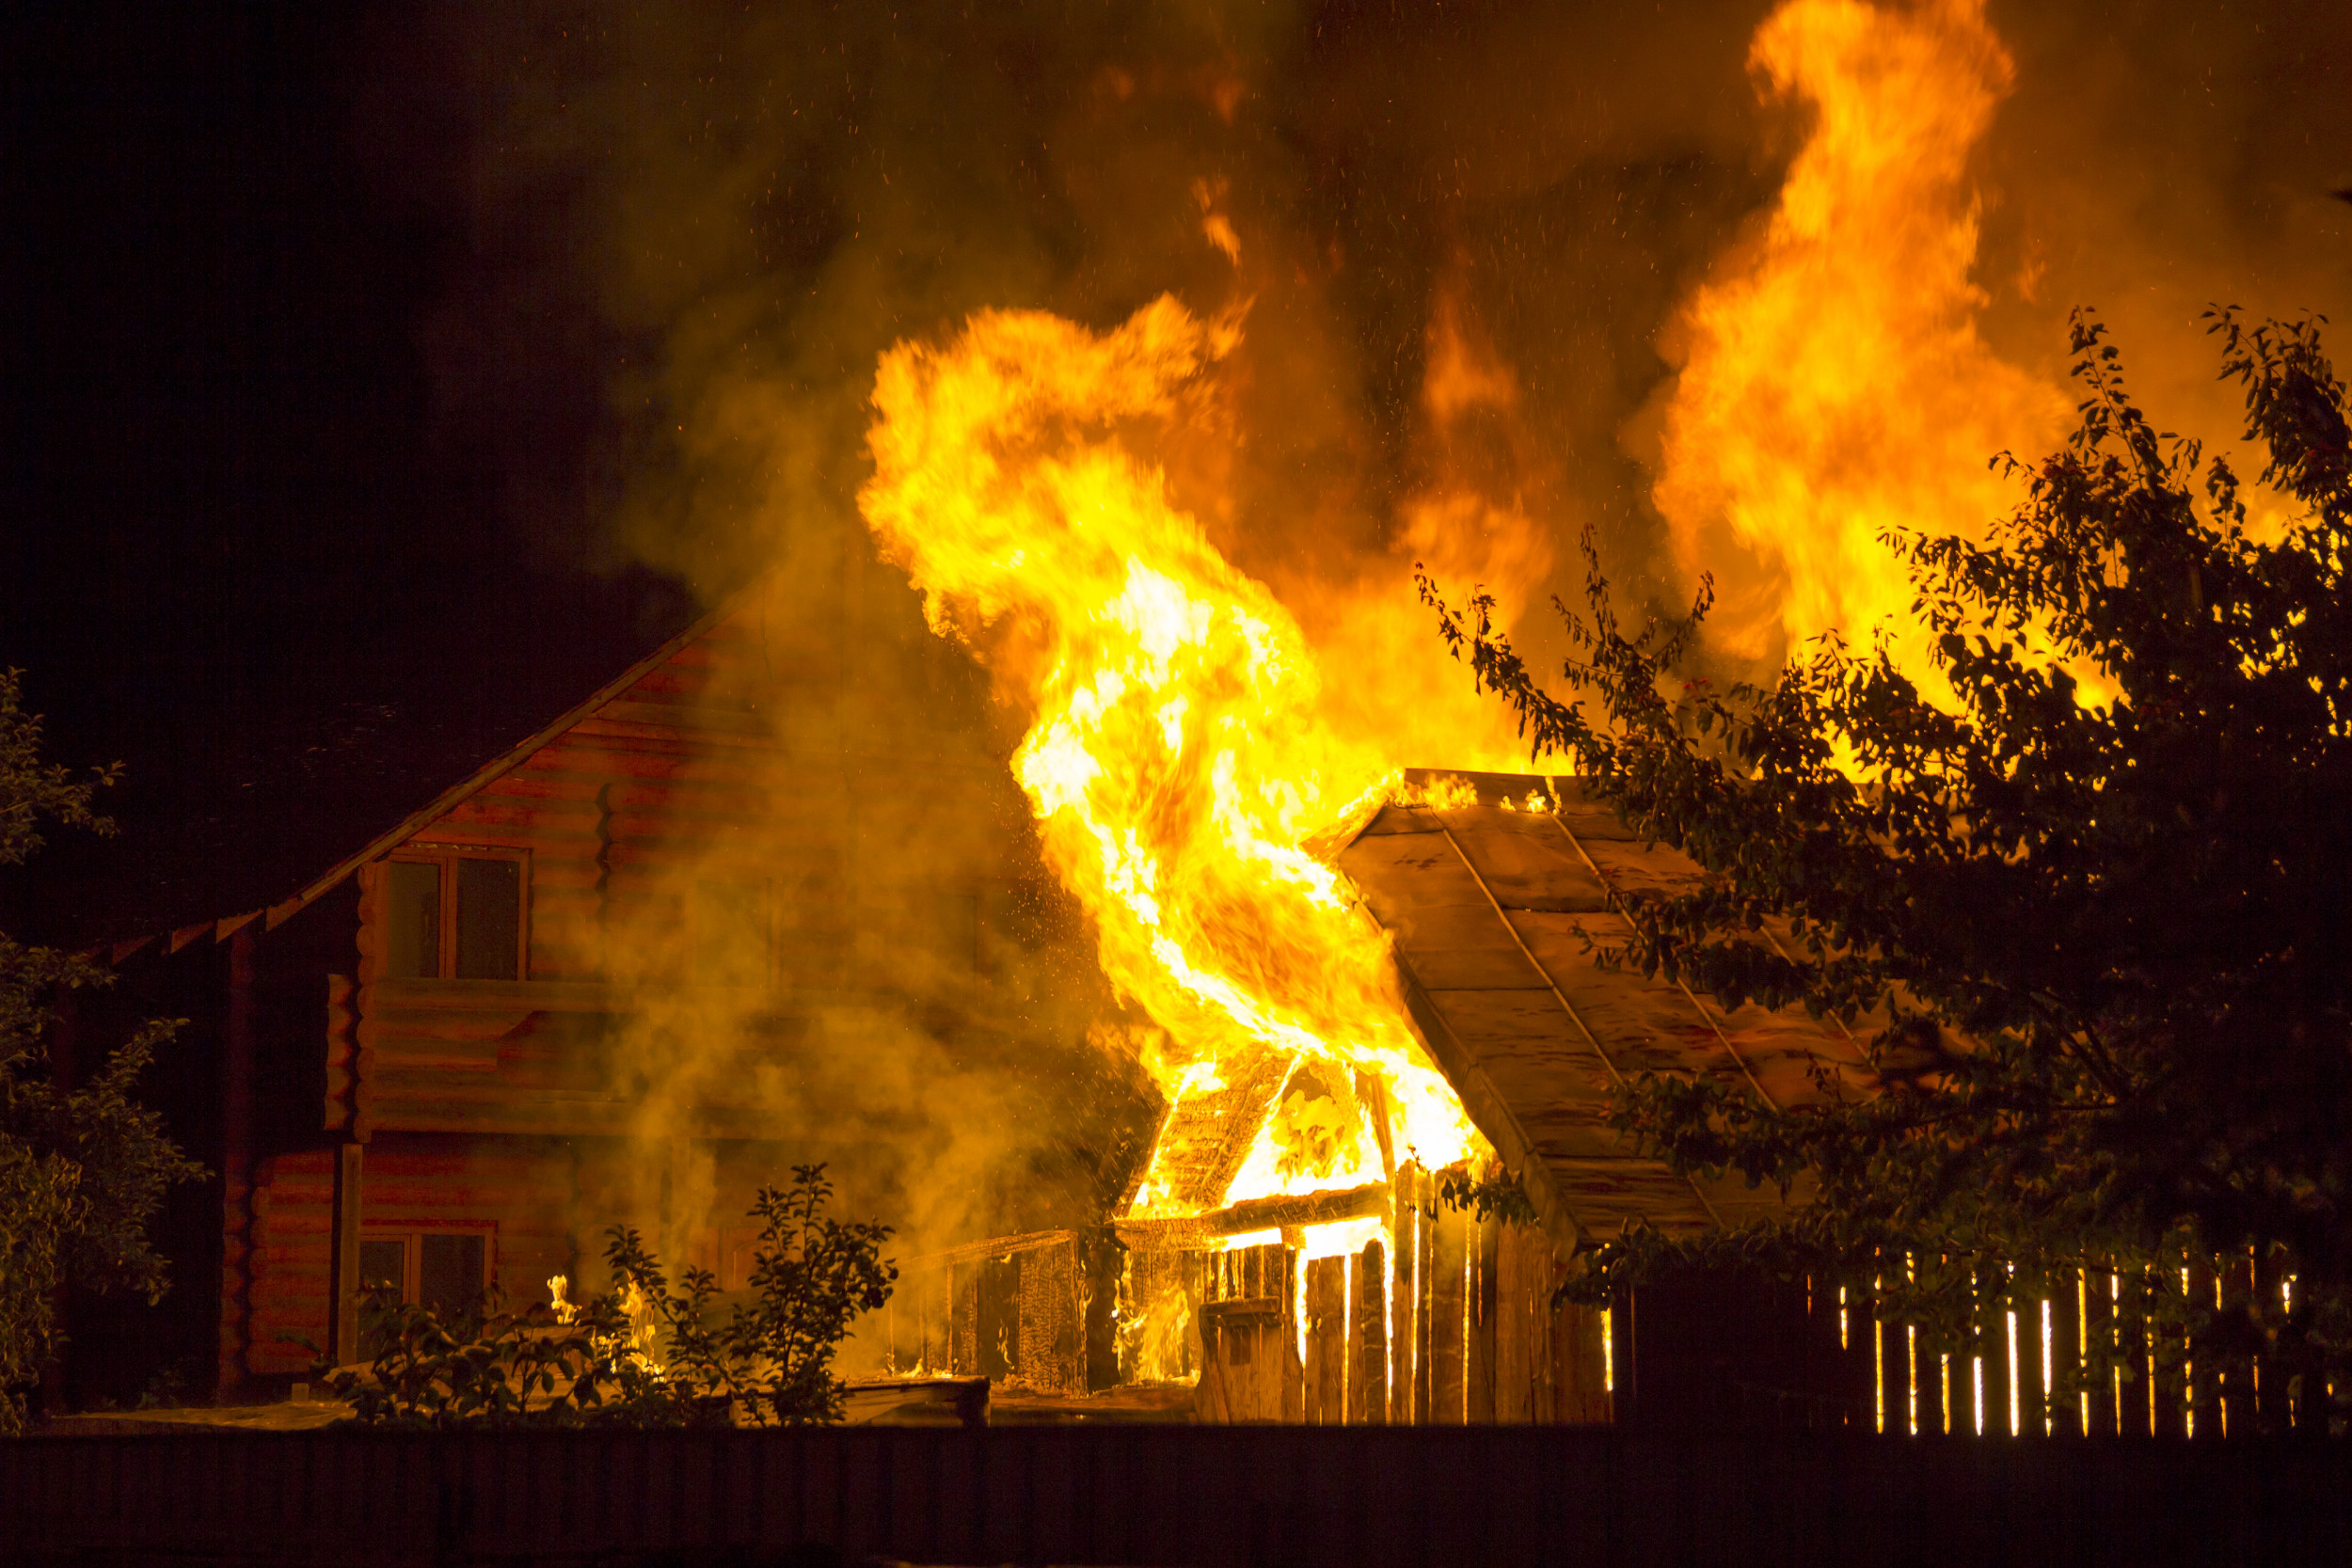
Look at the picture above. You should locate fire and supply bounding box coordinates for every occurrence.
[1652,0,2071,687]
[859,298,1479,1219]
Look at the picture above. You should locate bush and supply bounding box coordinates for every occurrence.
[317,1164,896,1429]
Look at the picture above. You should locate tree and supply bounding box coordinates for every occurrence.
[0,671,204,1431]
[1422,310,2352,1427]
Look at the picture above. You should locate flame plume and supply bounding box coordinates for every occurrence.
[859,299,1476,1214]
[1654,0,2070,682]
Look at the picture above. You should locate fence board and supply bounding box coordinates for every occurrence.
[1352,1239,1389,1426]
[1305,1256,1346,1426]
[2118,1269,2153,1438]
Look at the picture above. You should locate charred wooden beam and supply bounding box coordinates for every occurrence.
[901,1227,1082,1274]
[1116,1181,1390,1253]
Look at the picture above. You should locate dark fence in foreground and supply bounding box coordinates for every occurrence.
[6,1425,2347,1568]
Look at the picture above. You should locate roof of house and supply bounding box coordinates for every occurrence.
[1338,768,1875,1258]
[83,594,738,961]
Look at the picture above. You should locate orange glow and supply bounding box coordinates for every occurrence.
[1652,0,2070,689]
[859,298,1480,1224]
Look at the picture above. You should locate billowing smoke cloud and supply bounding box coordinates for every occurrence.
[373,0,2347,1281]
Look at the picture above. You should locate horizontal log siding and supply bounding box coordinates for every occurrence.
[247,1139,586,1374]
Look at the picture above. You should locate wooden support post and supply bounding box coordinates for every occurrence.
[1352,1239,1388,1425]
[329,1142,364,1365]
[1430,1202,1468,1424]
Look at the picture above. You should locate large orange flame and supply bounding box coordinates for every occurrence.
[859,298,1477,1214]
[1654,0,2070,683]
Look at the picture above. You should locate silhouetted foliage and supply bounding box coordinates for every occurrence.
[0,672,203,1432]
[1422,310,2352,1428]
[317,1164,895,1428]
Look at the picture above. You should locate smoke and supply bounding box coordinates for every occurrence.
[381,0,2347,1273]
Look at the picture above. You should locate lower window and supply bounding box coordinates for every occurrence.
[356,1229,492,1355]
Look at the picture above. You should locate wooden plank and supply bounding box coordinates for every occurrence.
[1494,1226,1530,1424]
[2116,1267,2153,1438]
[1390,1169,1421,1425]
[1878,1266,1910,1435]
[1196,1299,1286,1423]
[1914,1305,1948,1439]
[1016,1239,1083,1395]
[2084,1265,2118,1436]
[1351,1241,1389,1426]
[1469,1215,1499,1424]
[1430,1203,1469,1424]
[1847,1275,1882,1433]
[2171,1255,2206,1438]
[2217,1250,2252,1437]
[977,1256,1019,1383]
[1553,1298,1610,1424]
[1279,1233,1304,1424]
[2252,1247,2285,1434]
[1305,1256,1347,1425]
[1414,1190,1436,1424]
[2016,1278,2048,1438]
[1117,1182,1391,1253]
[1979,1262,2013,1437]
[2048,1266,2085,1438]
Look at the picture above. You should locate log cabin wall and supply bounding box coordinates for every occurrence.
[221,587,1062,1388]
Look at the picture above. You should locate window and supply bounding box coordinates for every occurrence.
[356,1229,491,1354]
[382,849,526,980]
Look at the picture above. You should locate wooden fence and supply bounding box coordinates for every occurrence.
[1842,1252,2327,1438]
[6,1425,2346,1567]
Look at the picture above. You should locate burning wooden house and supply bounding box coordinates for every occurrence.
[69,578,1139,1403]
[882,768,1875,1428]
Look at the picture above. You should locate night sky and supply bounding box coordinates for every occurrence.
[2,8,694,942]
[3,1,2344,944]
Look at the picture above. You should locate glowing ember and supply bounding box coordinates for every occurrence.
[859,298,1481,1224]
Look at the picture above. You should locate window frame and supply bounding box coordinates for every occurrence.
[355,1224,497,1307]
[379,845,532,981]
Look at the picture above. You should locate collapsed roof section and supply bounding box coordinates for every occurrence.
[1338,769,1874,1259]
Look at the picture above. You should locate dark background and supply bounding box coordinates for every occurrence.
[1,7,694,944]
[3,0,2345,944]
